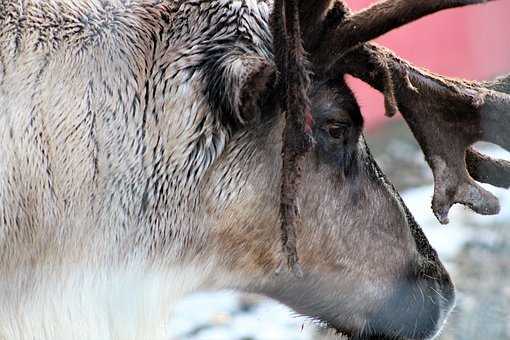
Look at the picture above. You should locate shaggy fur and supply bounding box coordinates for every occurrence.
[0,1,273,338]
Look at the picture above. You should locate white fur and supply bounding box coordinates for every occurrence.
[0,261,230,340]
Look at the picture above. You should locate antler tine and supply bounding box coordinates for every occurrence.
[312,0,500,73]
[467,148,510,189]
[336,43,510,224]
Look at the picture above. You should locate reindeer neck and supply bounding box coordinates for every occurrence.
[0,260,236,340]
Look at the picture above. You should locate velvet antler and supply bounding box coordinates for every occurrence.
[311,0,499,72]
[337,44,510,223]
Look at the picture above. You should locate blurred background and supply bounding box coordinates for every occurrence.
[168,1,510,339]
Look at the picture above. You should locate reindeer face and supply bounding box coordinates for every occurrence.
[230,0,510,335]
[273,81,456,339]
[191,1,462,335]
[206,79,455,339]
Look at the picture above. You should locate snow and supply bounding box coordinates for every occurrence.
[168,292,314,339]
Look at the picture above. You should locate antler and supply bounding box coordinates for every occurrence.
[467,148,510,189]
[337,44,510,223]
[311,0,499,72]
[298,0,509,224]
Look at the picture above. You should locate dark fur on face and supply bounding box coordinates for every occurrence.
[311,80,363,178]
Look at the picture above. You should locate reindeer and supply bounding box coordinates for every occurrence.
[0,0,509,339]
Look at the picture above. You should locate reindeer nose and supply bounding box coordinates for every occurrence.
[367,271,455,340]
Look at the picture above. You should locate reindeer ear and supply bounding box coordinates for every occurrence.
[205,53,274,128]
[221,55,274,127]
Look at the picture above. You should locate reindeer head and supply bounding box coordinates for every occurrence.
[205,81,455,339]
[200,0,509,339]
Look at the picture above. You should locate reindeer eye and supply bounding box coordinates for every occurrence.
[327,122,349,139]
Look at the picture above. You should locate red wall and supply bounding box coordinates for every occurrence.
[344,0,510,130]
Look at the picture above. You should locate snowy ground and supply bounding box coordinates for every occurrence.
[168,128,510,340]
[169,293,314,340]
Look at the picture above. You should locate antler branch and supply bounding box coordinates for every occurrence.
[336,43,510,223]
[312,0,499,72]
[467,148,510,189]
